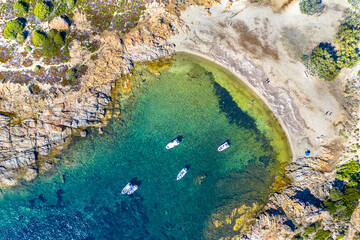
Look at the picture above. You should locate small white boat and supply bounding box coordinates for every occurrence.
[176,167,188,180]
[218,141,230,152]
[166,138,181,149]
[127,185,138,195]
[122,182,132,194]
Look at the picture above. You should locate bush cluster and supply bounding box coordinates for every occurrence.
[32,29,67,56]
[322,162,359,220]
[336,161,359,180]
[3,18,25,40]
[323,183,359,219]
[299,0,325,15]
[304,10,360,81]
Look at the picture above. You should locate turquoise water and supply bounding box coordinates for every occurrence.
[0,54,287,239]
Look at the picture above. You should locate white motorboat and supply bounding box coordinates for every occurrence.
[166,138,181,149]
[218,141,230,152]
[122,182,132,194]
[176,167,188,180]
[127,185,138,195]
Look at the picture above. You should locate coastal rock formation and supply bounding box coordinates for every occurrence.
[0,4,183,187]
[239,157,335,239]
[0,87,110,187]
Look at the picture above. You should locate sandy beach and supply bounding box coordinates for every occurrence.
[168,0,351,160]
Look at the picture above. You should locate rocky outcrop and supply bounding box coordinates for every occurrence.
[49,16,70,31]
[0,5,184,187]
[239,157,335,239]
[0,88,110,187]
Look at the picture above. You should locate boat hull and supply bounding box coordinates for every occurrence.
[218,141,230,151]
[166,139,180,149]
[176,168,188,180]
[122,183,132,194]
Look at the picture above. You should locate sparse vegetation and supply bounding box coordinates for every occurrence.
[348,0,360,9]
[314,230,331,240]
[304,221,322,235]
[29,83,41,95]
[3,18,25,40]
[336,161,359,180]
[66,0,76,9]
[33,2,52,20]
[13,1,29,16]
[291,234,303,240]
[299,0,325,15]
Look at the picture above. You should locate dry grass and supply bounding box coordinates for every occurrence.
[231,20,279,60]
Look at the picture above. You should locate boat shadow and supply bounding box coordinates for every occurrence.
[130,177,142,186]
[173,135,183,142]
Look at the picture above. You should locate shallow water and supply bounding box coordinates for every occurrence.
[0,53,290,239]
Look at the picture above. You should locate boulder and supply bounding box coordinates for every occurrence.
[49,16,70,31]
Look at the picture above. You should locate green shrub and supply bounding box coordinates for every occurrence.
[329,187,342,201]
[299,0,325,15]
[16,31,26,43]
[33,2,52,19]
[335,25,360,69]
[66,0,76,9]
[34,65,41,72]
[336,161,359,180]
[348,0,360,9]
[48,29,58,38]
[337,233,344,239]
[3,18,25,40]
[291,234,303,240]
[53,3,67,16]
[32,30,47,46]
[310,45,340,81]
[314,230,331,240]
[323,180,359,219]
[305,221,322,235]
[40,38,58,56]
[13,1,28,16]
[29,83,41,94]
[53,32,65,46]
[25,46,32,52]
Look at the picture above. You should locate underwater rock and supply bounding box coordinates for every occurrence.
[194,173,207,185]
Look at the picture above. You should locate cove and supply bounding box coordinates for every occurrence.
[0,53,291,239]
